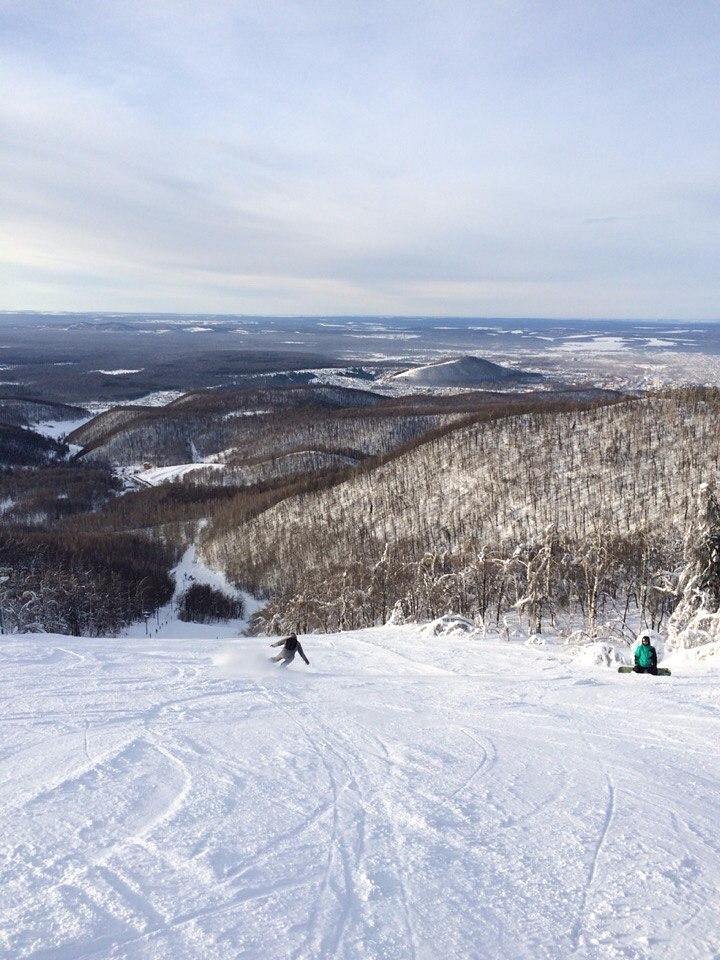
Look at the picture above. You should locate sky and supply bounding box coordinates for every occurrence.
[1,0,718,318]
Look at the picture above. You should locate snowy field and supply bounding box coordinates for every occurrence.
[1,626,719,960]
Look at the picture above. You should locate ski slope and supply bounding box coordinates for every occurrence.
[1,626,719,960]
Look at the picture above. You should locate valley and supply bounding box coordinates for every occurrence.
[5,6,720,957]
[2,313,720,656]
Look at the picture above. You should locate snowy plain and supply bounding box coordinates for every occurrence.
[1,623,719,960]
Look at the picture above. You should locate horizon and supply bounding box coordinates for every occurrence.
[2,310,719,324]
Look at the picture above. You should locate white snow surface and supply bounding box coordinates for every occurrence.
[31,416,94,440]
[122,545,263,640]
[85,392,185,415]
[132,463,225,486]
[1,624,719,959]
[94,369,144,376]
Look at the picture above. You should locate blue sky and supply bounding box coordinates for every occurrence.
[1,1,718,317]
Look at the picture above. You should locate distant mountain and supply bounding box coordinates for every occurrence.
[390,355,544,388]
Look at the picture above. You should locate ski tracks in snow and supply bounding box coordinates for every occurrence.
[253,681,367,960]
[570,772,616,952]
[1,630,719,959]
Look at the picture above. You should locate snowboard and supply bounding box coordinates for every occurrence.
[618,666,671,676]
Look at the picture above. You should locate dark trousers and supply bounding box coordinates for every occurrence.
[271,651,295,667]
[633,665,658,675]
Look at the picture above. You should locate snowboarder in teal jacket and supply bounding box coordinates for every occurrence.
[634,633,658,675]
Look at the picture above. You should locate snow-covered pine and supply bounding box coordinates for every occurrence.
[667,482,720,650]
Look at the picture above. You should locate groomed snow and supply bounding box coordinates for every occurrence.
[1,624,718,959]
[132,463,225,486]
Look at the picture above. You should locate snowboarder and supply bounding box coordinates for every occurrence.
[269,634,310,667]
[633,632,658,675]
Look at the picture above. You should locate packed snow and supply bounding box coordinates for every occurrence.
[1,622,718,959]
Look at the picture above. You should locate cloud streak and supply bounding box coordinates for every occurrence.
[1,0,719,317]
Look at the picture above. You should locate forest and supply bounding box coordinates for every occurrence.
[205,390,720,641]
[2,383,719,645]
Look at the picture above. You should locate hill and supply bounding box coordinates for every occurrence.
[390,355,545,388]
[203,394,718,631]
[0,394,88,428]
[0,423,66,466]
[72,385,601,485]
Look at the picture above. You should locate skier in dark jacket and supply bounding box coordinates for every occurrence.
[633,633,658,674]
[270,634,309,667]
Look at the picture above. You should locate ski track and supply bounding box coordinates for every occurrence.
[571,773,616,952]
[0,628,719,960]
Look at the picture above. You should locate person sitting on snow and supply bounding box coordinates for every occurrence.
[633,632,658,675]
[270,634,310,667]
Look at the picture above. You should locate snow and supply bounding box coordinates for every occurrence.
[665,639,720,672]
[121,545,263,640]
[421,613,482,640]
[347,333,421,340]
[551,336,631,353]
[570,640,630,669]
[222,409,272,419]
[132,463,225,486]
[85,391,185,415]
[31,416,93,441]
[1,622,718,959]
[93,369,144,375]
[129,391,184,407]
[390,355,538,386]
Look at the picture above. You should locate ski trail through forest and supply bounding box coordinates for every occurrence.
[0,625,718,960]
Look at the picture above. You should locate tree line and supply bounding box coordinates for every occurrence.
[256,528,682,639]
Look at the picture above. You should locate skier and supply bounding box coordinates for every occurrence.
[633,632,658,675]
[269,634,310,667]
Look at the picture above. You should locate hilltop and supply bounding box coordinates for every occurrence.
[390,355,545,388]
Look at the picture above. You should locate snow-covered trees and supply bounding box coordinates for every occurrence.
[512,528,558,634]
[177,584,245,623]
[79,403,458,470]
[0,531,175,636]
[5,388,718,639]
[252,533,678,636]
[667,483,720,650]
[207,397,720,606]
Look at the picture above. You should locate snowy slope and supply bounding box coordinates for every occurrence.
[121,545,263,640]
[131,463,225,486]
[390,355,544,387]
[1,625,718,960]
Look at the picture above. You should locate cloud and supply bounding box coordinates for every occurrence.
[1,1,719,317]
